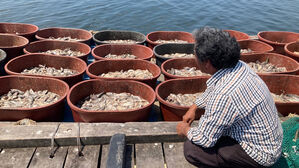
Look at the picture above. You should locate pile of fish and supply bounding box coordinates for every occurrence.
[155,39,188,44]
[100,69,154,79]
[247,60,287,73]
[162,53,195,58]
[240,48,252,54]
[48,36,82,42]
[102,40,138,44]
[166,92,203,106]
[271,93,299,103]
[167,67,209,77]
[104,53,137,59]
[78,92,149,111]
[21,64,78,77]
[42,48,84,57]
[293,51,299,55]
[0,89,60,109]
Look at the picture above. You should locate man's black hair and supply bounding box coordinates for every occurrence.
[193,27,240,70]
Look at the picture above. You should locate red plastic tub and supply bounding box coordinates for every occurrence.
[86,59,161,88]
[0,22,39,42]
[156,78,207,121]
[241,53,299,75]
[92,44,153,61]
[284,42,299,62]
[146,31,195,49]
[224,30,250,41]
[258,31,299,54]
[0,75,69,121]
[238,40,274,55]
[24,40,91,62]
[259,74,299,116]
[35,27,92,44]
[161,58,210,80]
[0,34,29,61]
[5,53,87,86]
[67,79,156,122]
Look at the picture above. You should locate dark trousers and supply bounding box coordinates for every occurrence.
[184,136,266,168]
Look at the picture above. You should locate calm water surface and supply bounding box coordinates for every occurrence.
[0,0,298,35]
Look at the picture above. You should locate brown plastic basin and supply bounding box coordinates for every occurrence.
[238,40,274,55]
[5,53,87,86]
[92,44,153,61]
[93,30,146,45]
[24,40,91,62]
[258,31,299,54]
[224,30,250,41]
[0,49,6,75]
[241,53,299,75]
[146,31,195,49]
[156,78,207,121]
[161,58,210,80]
[35,27,92,44]
[0,34,29,61]
[259,74,299,116]
[86,59,161,88]
[0,22,39,42]
[67,79,156,122]
[153,43,195,67]
[284,42,299,62]
[0,75,69,121]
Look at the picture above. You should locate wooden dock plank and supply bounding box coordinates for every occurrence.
[64,145,100,168]
[29,146,68,168]
[0,122,198,148]
[0,147,36,168]
[135,143,164,168]
[163,142,196,168]
[99,145,109,168]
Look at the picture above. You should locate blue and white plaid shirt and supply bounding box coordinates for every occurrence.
[187,61,283,166]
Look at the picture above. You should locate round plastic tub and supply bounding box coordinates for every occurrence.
[284,42,299,62]
[0,34,29,61]
[93,30,146,45]
[238,39,274,55]
[0,75,69,121]
[86,59,161,88]
[24,40,91,62]
[224,30,250,41]
[0,22,39,42]
[156,78,207,121]
[5,53,87,86]
[67,79,156,122]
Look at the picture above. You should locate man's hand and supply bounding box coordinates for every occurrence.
[183,104,197,124]
[176,121,191,137]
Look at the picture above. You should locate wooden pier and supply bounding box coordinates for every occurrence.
[0,121,197,168]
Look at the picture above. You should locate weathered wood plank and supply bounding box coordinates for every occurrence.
[99,145,109,168]
[0,147,36,168]
[163,142,196,168]
[135,143,164,168]
[0,122,199,148]
[64,145,100,168]
[29,146,68,168]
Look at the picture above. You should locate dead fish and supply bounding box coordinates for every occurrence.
[102,40,138,44]
[166,92,203,106]
[104,53,137,59]
[271,92,299,102]
[100,69,154,79]
[0,89,60,109]
[162,53,194,58]
[42,48,84,57]
[48,36,82,42]
[247,60,287,73]
[167,67,209,77]
[155,39,188,44]
[240,48,252,54]
[21,64,78,77]
[77,92,149,111]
